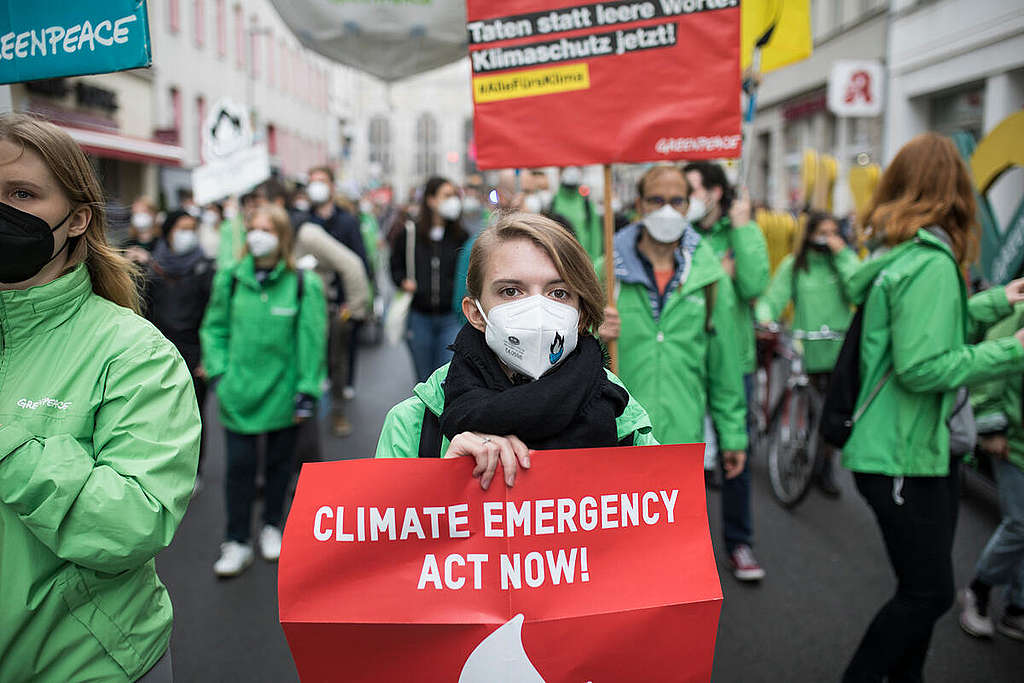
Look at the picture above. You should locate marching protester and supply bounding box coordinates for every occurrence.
[143,209,215,494]
[305,166,369,402]
[0,113,199,681]
[597,165,755,579]
[124,195,160,265]
[376,212,656,479]
[200,205,327,577]
[551,165,603,263]
[959,304,1024,642]
[683,160,769,574]
[755,211,860,496]
[840,133,1024,682]
[390,176,468,383]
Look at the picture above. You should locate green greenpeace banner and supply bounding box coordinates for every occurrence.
[0,0,151,85]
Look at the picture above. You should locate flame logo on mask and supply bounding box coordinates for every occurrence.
[549,332,565,365]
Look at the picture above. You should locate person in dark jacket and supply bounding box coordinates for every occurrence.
[391,176,468,383]
[144,209,214,491]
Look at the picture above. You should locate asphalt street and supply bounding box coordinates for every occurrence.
[157,337,1024,682]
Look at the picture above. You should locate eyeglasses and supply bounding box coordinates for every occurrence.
[643,195,688,209]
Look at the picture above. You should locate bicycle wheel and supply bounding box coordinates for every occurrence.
[749,366,770,459]
[767,386,817,508]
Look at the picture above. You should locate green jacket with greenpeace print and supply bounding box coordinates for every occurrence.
[375,362,658,458]
[755,248,861,373]
[970,302,1024,472]
[842,229,1024,477]
[696,216,770,375]
[609,223,748,452]
[0,265,200,682]
[200,256,327,434]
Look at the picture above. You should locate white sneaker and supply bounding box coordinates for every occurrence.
[958,588,994,638]
[259,525,283,562]
[342,385,356,400]
[214,541,253,578]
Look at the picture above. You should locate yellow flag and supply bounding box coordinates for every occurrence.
[741,0,812,73]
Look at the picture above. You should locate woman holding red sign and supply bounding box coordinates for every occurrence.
[375,212,657,487]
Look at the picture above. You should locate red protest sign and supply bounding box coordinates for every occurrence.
[278,444,721,682]
[466,0,742,169]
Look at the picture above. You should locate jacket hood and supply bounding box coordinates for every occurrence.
[846,228,952,305]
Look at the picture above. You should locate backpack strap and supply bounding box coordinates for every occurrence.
[418,408,443,458]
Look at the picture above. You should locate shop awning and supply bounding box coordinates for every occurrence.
[62,126,185,167]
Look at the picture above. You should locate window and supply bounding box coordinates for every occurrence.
[216,0,226,56]
[193,0,204,48]
[169,0,180,33]
[267,34,275,87]
[250,15,260,79]
[196,95,206,161]
[267,123,277,156]
[234,4,244,69]
[415,113,439,179]
[369,115,392,176]
[170,87,182,134]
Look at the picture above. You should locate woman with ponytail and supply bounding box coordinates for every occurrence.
[0,113,200,682]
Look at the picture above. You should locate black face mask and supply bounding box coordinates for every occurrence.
[0,201,74,284]
[809,241,832,254]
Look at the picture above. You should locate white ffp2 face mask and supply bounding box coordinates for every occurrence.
[686,197,708,224]
[643,205,687,244]
[247,230,279,258]
[307,181,332,205]
[438,196,462,221]
[171,230,199,255]
[475,295,580,380]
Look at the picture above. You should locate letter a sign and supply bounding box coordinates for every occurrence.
[828,60,884,118]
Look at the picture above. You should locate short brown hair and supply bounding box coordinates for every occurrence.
[863,132,977,264]
[466,212,604,333]
[308,165,334,184]
[636,164,690,199]
[246,205,296,269]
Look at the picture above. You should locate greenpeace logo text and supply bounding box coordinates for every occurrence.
[17,397,73,411]
[655,134,741,155]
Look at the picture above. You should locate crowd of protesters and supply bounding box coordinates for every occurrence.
[2,111,1022,682]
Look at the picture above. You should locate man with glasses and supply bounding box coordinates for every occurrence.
[599,164,754,579]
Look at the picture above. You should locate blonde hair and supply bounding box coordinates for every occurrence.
[0,113,141,311]
[245,204,296,269]
[466,212,604,333]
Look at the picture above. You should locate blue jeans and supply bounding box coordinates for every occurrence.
[975,457,1024,608]
[407,310,461,383]
[721,373,754,551]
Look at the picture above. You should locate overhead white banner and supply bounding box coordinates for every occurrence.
[192,144,270,206]
[269,0,467,82]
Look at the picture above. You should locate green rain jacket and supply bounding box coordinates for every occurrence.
[200,256,327,434]
[551,186,603,264]
[375,363,658,458]
[0,265,200,682]
[843,229,1024,477]
[696,216,770,375]
[971,303,1024,472]
[611,223,748,451]
[755,248,861,373]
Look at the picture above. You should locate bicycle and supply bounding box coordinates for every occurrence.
[754,325,845,508]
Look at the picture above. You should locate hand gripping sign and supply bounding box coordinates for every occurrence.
[279,444,722,682]
[466,0,742,169]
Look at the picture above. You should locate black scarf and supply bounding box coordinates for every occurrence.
[439,325,630,450]
[152,240,204,279]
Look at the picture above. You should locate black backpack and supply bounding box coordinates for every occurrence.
[819,286,890,449]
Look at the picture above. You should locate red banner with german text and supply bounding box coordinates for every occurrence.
[278,444,721,682]
[466,0,742,169]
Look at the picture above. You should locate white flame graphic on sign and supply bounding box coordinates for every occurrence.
[458,614,545,682]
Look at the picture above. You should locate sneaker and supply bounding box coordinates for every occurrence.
[331,415,353,438]
[214,541,253,578]
[729,544,766,582]
[342,385,356,400]
[259,525,283,562]
[958,588,995,638]
[997,610,1024,641]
